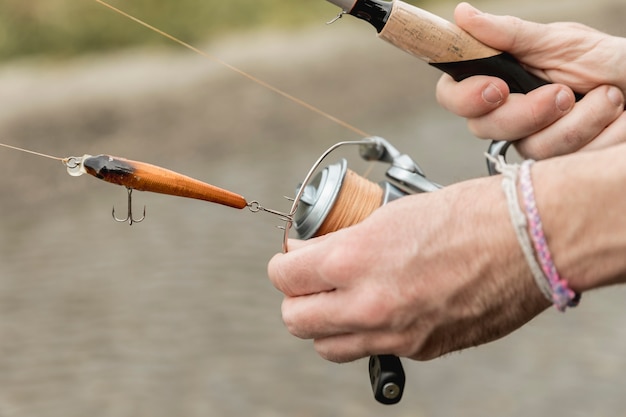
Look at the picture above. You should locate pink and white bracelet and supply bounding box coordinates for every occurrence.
[519,160,580,311]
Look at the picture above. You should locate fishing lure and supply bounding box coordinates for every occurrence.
[0,143,290,225]
[65,154,249,224]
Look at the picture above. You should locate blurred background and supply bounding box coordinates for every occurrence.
[0,0,625,416]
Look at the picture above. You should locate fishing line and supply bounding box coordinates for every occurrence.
[0,142,65,162]
[313,168,383,237]
[93,0,371,138]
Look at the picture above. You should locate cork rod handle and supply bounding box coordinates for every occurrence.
[379,0,551,94]
[379,1,497,63]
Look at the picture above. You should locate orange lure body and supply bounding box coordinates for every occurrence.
[82,155,248,209]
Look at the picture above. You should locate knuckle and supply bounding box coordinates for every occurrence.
[267,254,293,295]
[560,126,587,152]
[360,297,393,330]
[499,15,525,50]
[466,120,490,139]
[314,339,356,363]
[280,298,302,337]
[517,138,557,160]
[317,239,359,284]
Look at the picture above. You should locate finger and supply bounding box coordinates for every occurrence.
[281,292,348,340]
[581,112,626,151]
[466,84,575,140]
[436,74,509,117]
[454,3,554,57]
[454,3,613,94]
[314,335,366,363]
[312,329,424,363]
[267,242,336,297]
[281,289,379,340]
[313,332,395,363]
[516,85,625,158]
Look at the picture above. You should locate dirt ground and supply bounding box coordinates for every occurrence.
[0,1,625,416]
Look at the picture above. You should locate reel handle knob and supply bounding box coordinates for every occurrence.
[369,354,406,405]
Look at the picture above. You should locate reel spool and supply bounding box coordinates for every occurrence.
[293,159,403,239]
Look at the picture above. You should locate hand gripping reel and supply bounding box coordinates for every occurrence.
[281,136,441,405]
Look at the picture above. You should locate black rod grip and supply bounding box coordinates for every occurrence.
[431,52,550,94]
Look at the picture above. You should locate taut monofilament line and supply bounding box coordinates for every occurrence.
[92,0,371,138]
[0,142,65,162]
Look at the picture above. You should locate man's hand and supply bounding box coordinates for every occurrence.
[268,177,549,362]
[436,2,626,159]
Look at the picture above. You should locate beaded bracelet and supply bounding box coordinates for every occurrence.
[519,160,580,311]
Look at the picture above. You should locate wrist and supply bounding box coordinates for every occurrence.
[531,144,626,292]
[405,176,550,358]
[491,155,576,310]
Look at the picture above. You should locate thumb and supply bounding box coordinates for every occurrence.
[454,2,549,57]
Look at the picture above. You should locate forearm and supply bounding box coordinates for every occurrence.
[533,143,626,291]
[405,147,626,356]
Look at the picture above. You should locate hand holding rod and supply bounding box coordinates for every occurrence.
[325,0,584,173]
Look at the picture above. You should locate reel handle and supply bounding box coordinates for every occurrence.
[369,354,406,404]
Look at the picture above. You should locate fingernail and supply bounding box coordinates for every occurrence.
[556,89,573,112]
[482,83,503,104]
[607,86,624,107]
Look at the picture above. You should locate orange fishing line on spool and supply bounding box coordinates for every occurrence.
[314,169,383,236]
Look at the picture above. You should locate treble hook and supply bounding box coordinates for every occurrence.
[112,187,146,225]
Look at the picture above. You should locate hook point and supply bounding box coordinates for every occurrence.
[112,188,146,225]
